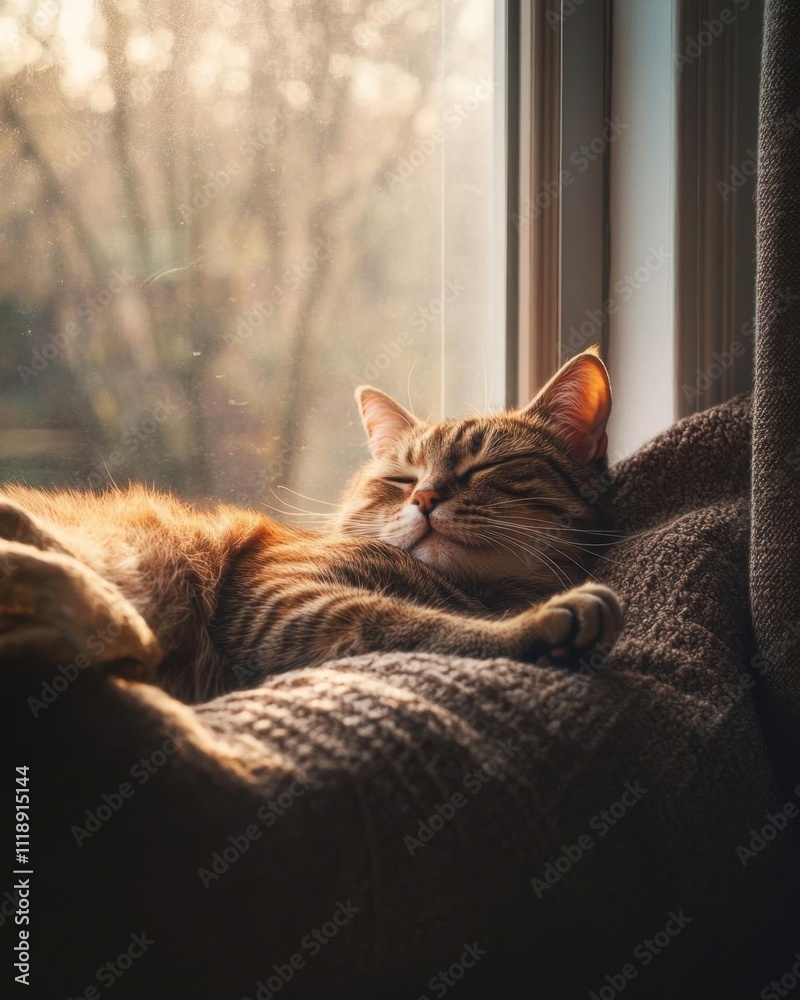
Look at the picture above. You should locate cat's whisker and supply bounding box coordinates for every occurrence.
[486,509,653,543]
[480,519,607,579]
[476,528,538,576]
[485,497,569,506]
[492,518,652,545]
[533,536,603,580]
[483,517,623,541]
[260,501,333,518]
[261,490,344,520]
[273,485,340,507]
[405,359,418,417]
[485,508,625,536]
[484,519,622,566]
[521,537,619,573]
[483,499,625,529]
[485,517,606,538]
[541,543,619,571]
[338,514,384,527]
[260,511,331,526]
[463,526,507,565]
[481,526,574,589]
[266,490,331,516]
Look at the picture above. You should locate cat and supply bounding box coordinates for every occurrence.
[0,347,621,703]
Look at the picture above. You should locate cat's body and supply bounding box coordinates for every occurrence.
[1,484,492,699]
[0,349,622,702]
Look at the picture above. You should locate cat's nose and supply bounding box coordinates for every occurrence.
[411,481,451,517]
[410,486,444,516]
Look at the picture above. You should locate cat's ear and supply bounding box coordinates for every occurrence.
[355,386,420,458]
[522,346,611,461]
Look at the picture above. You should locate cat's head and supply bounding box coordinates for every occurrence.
[335,347,614,601]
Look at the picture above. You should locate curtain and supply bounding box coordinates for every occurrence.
[675,0,762,418]
[751,0,800,771]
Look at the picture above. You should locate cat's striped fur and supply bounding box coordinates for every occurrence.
[0,349,621,702]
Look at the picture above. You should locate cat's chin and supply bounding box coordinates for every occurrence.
[412,531,451,556]
[410,531,480,575]
[411,531,540,587]
[410,535,454,572]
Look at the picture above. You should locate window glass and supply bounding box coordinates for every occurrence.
[0,0,504,512]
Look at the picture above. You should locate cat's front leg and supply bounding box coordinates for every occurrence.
[219,577,622,680]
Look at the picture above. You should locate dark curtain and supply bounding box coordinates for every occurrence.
[751,0,800,773]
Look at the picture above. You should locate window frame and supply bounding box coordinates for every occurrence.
[507,0,611,408]
[507,0,762,447]
[506,0,561,407]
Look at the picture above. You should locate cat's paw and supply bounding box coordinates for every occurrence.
[0,540,162,683]
[515,583,623,666]
[0,498,67,553]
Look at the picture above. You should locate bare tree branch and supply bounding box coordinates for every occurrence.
[2,94,109,284]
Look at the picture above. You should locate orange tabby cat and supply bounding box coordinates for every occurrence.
[0,348,621,703]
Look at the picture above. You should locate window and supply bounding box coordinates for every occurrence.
[1,1,758,504]
[0,0,507,509]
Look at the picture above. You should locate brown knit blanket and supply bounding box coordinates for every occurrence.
[11,397,800,1000]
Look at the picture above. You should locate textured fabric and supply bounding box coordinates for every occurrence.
[751,0,800,769]
[16,397,799,1000]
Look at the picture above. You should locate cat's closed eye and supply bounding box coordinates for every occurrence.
[457,452,535,483]
[383,476,416,487]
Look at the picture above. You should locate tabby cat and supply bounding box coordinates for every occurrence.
[0,348,621,703]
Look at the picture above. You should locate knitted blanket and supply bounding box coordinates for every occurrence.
[10,396,799,1000]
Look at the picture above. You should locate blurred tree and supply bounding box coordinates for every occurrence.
[0,0,495,504]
